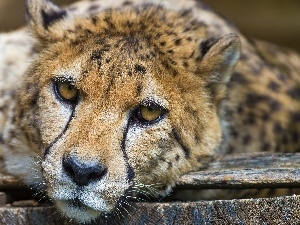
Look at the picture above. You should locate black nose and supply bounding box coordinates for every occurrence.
[62,156,107,186]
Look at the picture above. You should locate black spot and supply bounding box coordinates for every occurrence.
[230,129,239,138]
[186,37,192,41]
[282,134,289,145]
[242,135,252,145]
[227,145,235,154]
[270,100,281,111]
[159,41,166,46]
[91,16,98,25]
[273,122,283,133]
[183,27,191,33]
[267,81,280,92]
[175,155,180,161]
[291,112,300,123]
[287,88,300,99]
[91,50,103,61]
[240,53,249,61]
[82,70,88,76]
[237,105,244,114]
[71,39,81,46]
[174,39,182,45]
[134,64,147,74]
[103,17,115,29]
[173,129,190,158]
[275,145,281,152]
[251,63,264,75]
[136,84,142,95]
[19,109,24,119]
[223,109,234,118]
[230,72,249,85]
[262,142,270,151]
[88,4,100,12]
[162,60,178,77]
[42,9,67,29]
[183,61,189,68]
[167,49,174,54]
[123,1,132,5]
[292,130,299,143]
[244,112,256,125]
[261,113,270,121]
[246,93,280,111]
[84,29,93,35]
[194,134,200,144]
[277,73,287,83]
[9,130,17,139]
[150,51,157,57]
[11,116,17,124]
[31,95,38,106]
[179,9,191,17]
[168,162,172,169]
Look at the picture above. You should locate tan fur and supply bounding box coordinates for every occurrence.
[1,0,300,223]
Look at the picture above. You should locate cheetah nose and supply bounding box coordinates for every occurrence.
[62,156,108,186]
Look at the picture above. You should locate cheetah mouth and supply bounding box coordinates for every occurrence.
[68,198,88,210]
[60,196,109,213]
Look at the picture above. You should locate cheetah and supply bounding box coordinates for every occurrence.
[1,0,300,223]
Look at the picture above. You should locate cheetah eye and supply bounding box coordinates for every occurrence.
[54,81,79,103]
[135,103,166,124]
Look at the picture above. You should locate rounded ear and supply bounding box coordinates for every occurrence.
[26,0,68,41]
[199,34,241,105]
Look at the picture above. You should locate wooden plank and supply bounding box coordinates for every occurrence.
[177,168,300,189]
[0,195,299,225]
[176,153,300,189]
[0,153,298,224]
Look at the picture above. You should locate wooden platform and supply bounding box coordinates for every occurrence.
[0,153,299,225]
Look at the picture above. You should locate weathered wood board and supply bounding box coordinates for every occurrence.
[0,153,299,225]
[0,195,299,225]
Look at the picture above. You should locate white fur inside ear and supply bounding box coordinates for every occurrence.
[26,0,68,40]
[202,34,241,84]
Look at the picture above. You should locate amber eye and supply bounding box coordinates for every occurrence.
[55,81,79,102]
[136,105,164,123]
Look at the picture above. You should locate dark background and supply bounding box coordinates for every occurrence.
[0,0,299,52]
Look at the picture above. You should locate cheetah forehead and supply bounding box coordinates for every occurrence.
[29,2,213,74]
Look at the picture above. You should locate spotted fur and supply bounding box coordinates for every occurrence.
[0,0,300,223]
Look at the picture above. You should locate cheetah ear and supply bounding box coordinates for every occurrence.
[199,34,241,105]
[26,0,68,41]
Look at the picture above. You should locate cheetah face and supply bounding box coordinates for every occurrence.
[16,0,240,223]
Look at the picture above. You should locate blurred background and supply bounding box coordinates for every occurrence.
[0,0,299,52]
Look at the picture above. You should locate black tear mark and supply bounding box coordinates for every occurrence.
[44,107,75,158]
[135,64,147,74]
[121,115,135,182]
[42,9,67,29]
[172,128,190,158]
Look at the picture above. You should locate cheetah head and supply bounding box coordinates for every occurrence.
[14,0,240,223]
